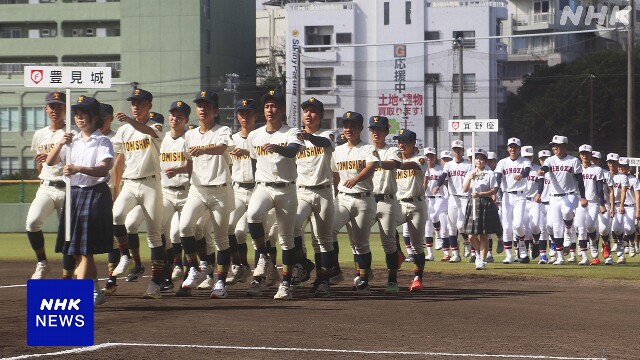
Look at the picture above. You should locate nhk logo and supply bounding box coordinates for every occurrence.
[560,5,632,26]
[27,279,94,346]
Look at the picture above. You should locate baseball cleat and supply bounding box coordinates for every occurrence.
[31,260,51,280]
[112,255,134,277]
[101,280,118,295]
[611,242,618,252]
[175,287,192,297]
[253,253,270,278]
[171,265,184,282]
[160,280,174,292]
[590,244,599,259]
[440,254,451,262]
[475,260,486,270]
[617,256,626,264]
[629,246,636,257]
[314,281,330,298]
[273,282,293,300]
[405,254,415,263]
[329,267,345,285]
[469,255,476,263]
[384,282,399,294]
[435,238,443,250]
[519,256,530,264]
[94,291,106,306]
[604,257,614,265]
[354,279,371,295]
[602,243,611,259]
[210,280,228,299]
[448,254,461,263]
[589,258,600,266]
[578,258,589,266]
[425,253,434,262]
[266,265,281,287]
[408,279,424,292]
[463,243,471,258]
[197,275,215,290]
[126,265,145,282]
[246,280,263,297]
[226,264,250,286]
[502,256,513,264]
[485,254,494,263]
[496,240,504,254]
[567,254,577,263]
[181,267,205,289]
[553,257,565,265]
[142,282,162,299]
[538,254,548,264]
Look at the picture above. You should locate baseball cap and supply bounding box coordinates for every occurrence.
[335,133,347,145]
[45,91,66,105]
[538,150,552,158]
[424,147,436,155]
[339,111,364,126]
[169,100,191,117]
[235,98,257,111]
[149,112,164,124]
[474,148,488,158]
[578,144,593,153]
[70,95,100,115]
[619,157,629,165]
[194,90,218,106]
[300,97,324,112]
[261,89,285,106]
[549,135,568,145]
[368,116,390,130]
[99,103,113,117]
[521,146,534,157]
[451,140,464,149]
[393,129,416,142]
[441,150,453,160]
[487,151,497,160]
[127,88,153,102]
[507,137,521,147]
[592,151,602,159]
[606,153,619,162]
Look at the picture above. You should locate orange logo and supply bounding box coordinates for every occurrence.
[242,99,248,106]
[310,97,315,102]
[78,95,84,102]
[374,117,378,122]
[201,91,206,97]
[400,129,404,134]
[53,93,60,99]
[346,112,351,118]
[150,113,155,118]
[177,101,182,107]
[135,89,140,95]
[269,90,275,95]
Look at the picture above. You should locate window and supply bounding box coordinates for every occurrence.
[336,33,352,44]
[425,73,440,83]
[203,0,210,19]
[405,1,411,25]
[383,2,389,25]
[533,1,549,13]
[0,107,19,131]
[453,31,475,49]
[336,75,352,86]
[424,31,439,41]
[23,107,47,131]
[0,157,19,177]
[205,29,211,54]
[0,27,21,38]
[452,74,476,92]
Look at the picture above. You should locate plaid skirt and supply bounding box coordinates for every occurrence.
[56,182,114,256]
[462,197,503,235]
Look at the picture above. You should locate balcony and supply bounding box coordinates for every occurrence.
[495,41,508,61]
[301,50,338,63]
[305,76,332,90]
[511,11,555,31]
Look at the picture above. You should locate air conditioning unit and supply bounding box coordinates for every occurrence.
[307,26,319,35]
[85,28,95,37]
[40,29,51,37]
[72,28,83,37]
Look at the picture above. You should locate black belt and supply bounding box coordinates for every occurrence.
[400,196,425,202]
[124,175,156,181]
[374,194,395,202]
[427,195,443,198]
[340,192,371,198]
[259,181,294,188]
[453,194,468,198]
[299,184,332,190]
[541,201,549,205]
[41,180,65,188]
[508,190,526,195]
[551,192,574,197]
[201,183,227,188]
[165,185,187,190]
[234,182,255,190]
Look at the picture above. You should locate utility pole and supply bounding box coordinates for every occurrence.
[589,74,595,146]
[225,73,239,131]
[626,0,635,157]
[454,37,464,141]
[427,74,439,150]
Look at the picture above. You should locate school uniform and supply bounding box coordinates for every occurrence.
[462,168,502,235]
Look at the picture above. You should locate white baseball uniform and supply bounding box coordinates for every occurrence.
[160,132,190,245]
[542,154,582,240]
[496,157,532,241]
[442,159,472,235]
[574,164,604,240]
[425,163,449,240]
[372,144,402,255]
[396,152,428,256]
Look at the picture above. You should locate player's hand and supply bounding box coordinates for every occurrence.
[343,178,357,188]
[63,164,80,175]
[164,167,178,178]
[189,147,204,157]
[471,191,479,199]
[514,174,522,181]
[537,169,545,176]
[609,208,615,217]
[34,153,48,164]
[230,148,249,157]
[619,207,625,214]
[58,132,73,145]
[262,144,276,153]
[533,194,541,203]
[115,112,133,123]
[433,186,440,195]
[580,198,588,207]
[599,205,607,214]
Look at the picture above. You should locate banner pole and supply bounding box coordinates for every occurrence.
[65,89,71,242]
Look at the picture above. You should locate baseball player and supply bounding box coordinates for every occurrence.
[436,150,454,259]
[434,140,472,263]
[331,111,379,294]
[495,138,532,264]
[573,145,606,265]
[532,150,552,264]
[612,158,638,264]
[177,90,234,299]
[423,147,448,262]
[368,115,404,294]
[245,90,304,300]
[521,146,541,260]
[292,97,335,297]
[394,129,427,291]
[536,135,586,265]
[110,88,165,299]
[589,153,615,265]
[26,91,68,279]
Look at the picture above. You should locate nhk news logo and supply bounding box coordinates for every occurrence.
[560,5,632,26]
[27,280,94,346]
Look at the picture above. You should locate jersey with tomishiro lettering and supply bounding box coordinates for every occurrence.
[372,144,401,195]
[542,154,582,195]
[331,141,379,194]
[396,151,428,199]
[611,173,629,204]
[581,164,604,202]
[442,159,472,196]
[160,132,189,188]
[248,123,305,183]
[425,164,449,198]
[495,156,532,192]
[296,130,334,186]
[603,171,614,206]
[231,132,254,184]
[185,124,235,186]
[111,121,163,179]
[624,175,640,206]
[31,126,67,182]
[524,163,541,198]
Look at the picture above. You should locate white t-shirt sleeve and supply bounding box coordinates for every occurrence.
[96,136,115,165]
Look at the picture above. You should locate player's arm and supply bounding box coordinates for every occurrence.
[343,160,377,188]
[380,159,401,170]
[619,186,627,214]
[195,144,228,156]
[266,143,301,158]
[635,188,640,220]
[537,165,549,176]
[596,179,606,207]
[398,160,421,170]
[115,113,160,138]
[164,162,190,178]
[44,132,73,166]
[533,177,544,203]
[332,172,340,196]
[112,153,124,199]
[305,133,332,148]
[433,171,448,195]
[66,158,113,178]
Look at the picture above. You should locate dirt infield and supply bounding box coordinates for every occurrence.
[2,260,639,360]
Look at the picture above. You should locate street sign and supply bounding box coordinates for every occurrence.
[626,157,640,166]
[448,119,499,133]
[23,66,111,88]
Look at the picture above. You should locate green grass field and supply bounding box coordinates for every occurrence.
[0,183,38,203]
[3,232,639,281]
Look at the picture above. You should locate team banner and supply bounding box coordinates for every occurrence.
[27,279,94,346]
[24,66,112,88]
[448,119,499,133]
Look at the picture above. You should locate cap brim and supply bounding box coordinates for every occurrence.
[71,104,98,114]
[46,100,66,105]
[368,123,387,129]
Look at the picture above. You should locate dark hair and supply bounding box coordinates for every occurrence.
[74,108,103,130]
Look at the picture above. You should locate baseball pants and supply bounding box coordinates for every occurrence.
[426,196,448,238]
[374,198,402,254]
[179,185,232,251]
[333,193,376,255]
[162,187,188,245]
[247,183,297,250]
[548,194,578,239]
[294,186,334,253]
[448,195,468,234]
[612,204,635,236]
[574,201,598,240]
[113,177,163,248]
[399,199,426,254]
[502,192,527,240]
[525,200,544,236]
[598,205,612,236]
[26,185,65,232]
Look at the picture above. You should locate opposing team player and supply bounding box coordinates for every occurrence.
[27,91,67,279]
[424,147,448,261]
[612,158,639,264]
